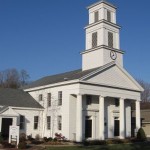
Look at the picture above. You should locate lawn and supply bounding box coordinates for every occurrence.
[46,142,150,150]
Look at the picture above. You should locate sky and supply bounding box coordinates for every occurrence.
[0,0,150,82]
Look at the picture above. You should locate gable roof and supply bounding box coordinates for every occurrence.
[0,88,43,109]
[23,61,143,92]
[23,66,100,89]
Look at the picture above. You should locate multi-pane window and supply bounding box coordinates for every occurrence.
[39,94,43,101]
[94,11,99,23]
[92,32,97,48]
[86,95,92,105]
[20,115,25,130]
[34,116,39,130]
[58,116,62,130]
[47,116,51,130]
[58,91,62,106]
[47,93,51,107]
[107,10,111,22]
[108,32,113,48]
[115,98,119,107]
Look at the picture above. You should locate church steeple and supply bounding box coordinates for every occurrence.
[81,0,124,71]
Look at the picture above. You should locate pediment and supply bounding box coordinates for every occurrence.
[0,107,19,116]
[82,63,143,91]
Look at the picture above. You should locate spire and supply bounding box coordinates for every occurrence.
[82,0,123,71]
[87,0,117,10]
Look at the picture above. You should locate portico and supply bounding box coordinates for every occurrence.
[75,92,141,142]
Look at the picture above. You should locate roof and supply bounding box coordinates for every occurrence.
[0,106,8,113]
[23,67,100,89]
[0,88,43,109]
[23,61,143,92]
[140,102,150,110]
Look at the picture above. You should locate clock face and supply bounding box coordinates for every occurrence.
[110,51,117,60]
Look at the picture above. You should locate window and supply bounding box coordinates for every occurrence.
[94,11,99,22]
[39,94,43,101]
[92,32,97,48]
[115,98,119,107]
[47,93,51,107]
[86,95,92,105]
[47,116,51,130]
[34,116,39,130]
[20,115,25,130]
[58,91,62,106]
[107,10,111,22]
[108,32,113,48]
[58,116,62,130]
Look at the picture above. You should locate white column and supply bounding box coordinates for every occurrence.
[120,98,125,139]
[99,96,105,140]
[136,101,141,130]
[76,94,83,142]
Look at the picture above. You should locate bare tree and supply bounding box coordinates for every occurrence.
[0,68,30,89]
[20,69,30,87]
[137,79,150,102]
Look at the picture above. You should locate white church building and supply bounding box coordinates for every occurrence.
[0,0,143,142]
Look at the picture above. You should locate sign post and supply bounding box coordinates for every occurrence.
[9,126,19,147]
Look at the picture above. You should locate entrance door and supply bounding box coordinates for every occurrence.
[114,120,120,136]
[1,118,12,138]
[85,119,92,138]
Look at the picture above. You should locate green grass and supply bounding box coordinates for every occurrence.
[46,142,150,150]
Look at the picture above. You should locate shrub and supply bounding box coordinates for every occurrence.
[48,137,53,142]
[18,141,27,149]
[31,140,43,145]
[27,135,34,141]
[83,140,106,146]
[106,139,131,144]
[1,141,14,148]
[43,137,48,142]
[55,133,67,141]
[53,138,58,142]
[19,133,26,142]
[106,139,114,145]
[137,128,147,141]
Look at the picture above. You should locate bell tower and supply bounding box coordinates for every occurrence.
[81,0,124,71]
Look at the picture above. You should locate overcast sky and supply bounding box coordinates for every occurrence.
[0,0,150,82]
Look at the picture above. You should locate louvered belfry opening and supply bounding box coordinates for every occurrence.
[94,11,99,23]
[108,32,113,48]
[92,32,97,48]
[107,10,111,22]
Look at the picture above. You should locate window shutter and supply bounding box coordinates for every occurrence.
[58,116,62,130]
[108,32,113,48]
[34,116,39,129]
[92,32,97,48]
[94,11,99,22]
[47,116,51,130]
[58,91,62,106]
[47,93,51,107]
[39,94,43,101]
[107,10,111,22]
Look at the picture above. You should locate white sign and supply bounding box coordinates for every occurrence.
[9,126,20,146]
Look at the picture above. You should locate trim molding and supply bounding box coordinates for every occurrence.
[81,45,125,55]
[85,19,121,30]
